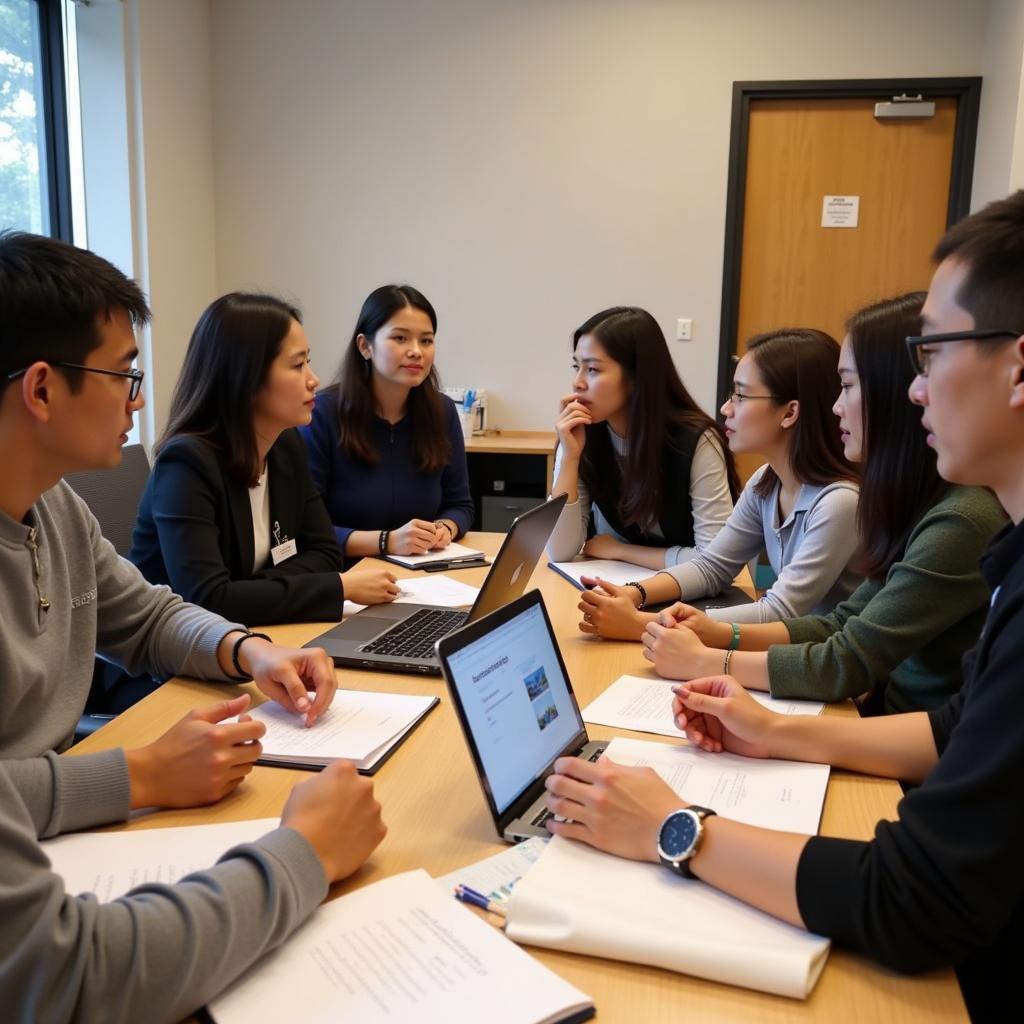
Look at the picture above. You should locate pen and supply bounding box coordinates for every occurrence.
[454,885,507,917]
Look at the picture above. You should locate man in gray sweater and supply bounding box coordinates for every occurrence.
[0,231,387,1021]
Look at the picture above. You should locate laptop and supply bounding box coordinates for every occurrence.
[436,589,606,843]
[307,493,567,675]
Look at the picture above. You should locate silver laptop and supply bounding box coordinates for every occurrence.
[436,589,605,843]
[307,494,567,675]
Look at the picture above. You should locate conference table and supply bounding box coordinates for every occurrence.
[71,534,967,1022]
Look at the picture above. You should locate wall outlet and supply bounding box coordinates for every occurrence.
[676,318,693,341]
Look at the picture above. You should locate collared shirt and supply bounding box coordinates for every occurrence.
[661,464,861,623]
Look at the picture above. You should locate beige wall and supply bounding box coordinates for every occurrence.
[108,1,1024,436]
[124,0,218,437]
[972,0,1024,207]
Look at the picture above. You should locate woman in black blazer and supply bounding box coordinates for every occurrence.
[130,292,399,624]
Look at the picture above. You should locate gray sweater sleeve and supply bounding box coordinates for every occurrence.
[71,486,245,681]
[545,442,591,561]
[0,763,327,1024]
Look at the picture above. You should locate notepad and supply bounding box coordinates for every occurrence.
[249,690,439,774]
[43,818,278,901]
[384,541,486,569]
[207,869,595,1024]
[506,836,829,1000]
[582,674,823,740]
[548,557,653,589]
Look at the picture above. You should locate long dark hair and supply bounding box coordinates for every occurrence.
[746,329,857,500]
[849,292,947,580]
[158,292,301,486]
[574,306,739,529]
[333,284,450,473]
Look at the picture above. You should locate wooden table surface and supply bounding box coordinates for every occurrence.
[71,534,966,1022]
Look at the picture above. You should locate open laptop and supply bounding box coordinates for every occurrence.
[436,589,606,843]
[307,493,567,675]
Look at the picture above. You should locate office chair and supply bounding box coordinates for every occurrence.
[65,444,152,741]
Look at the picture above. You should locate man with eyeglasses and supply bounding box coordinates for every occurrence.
[0,231,386,1021]
[541,191,1024,1023]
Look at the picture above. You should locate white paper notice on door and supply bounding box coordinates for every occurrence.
[821,195,859,227]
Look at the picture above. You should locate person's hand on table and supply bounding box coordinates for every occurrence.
[125,693,265,809]
[429,520,457,550]
[341,567,400,606]
[281,759,387,882]
[671,677,776,758]
[581,533,624,560]
[389,518,440,555]
[657,602,734,649]
[577,576,650,640]
[229,635,337,727]
[544,755,682,862]
[641,619,719,680]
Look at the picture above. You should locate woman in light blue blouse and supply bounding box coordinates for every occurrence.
[578,327,860,638]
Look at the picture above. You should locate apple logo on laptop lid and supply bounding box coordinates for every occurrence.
[510,562,525,586]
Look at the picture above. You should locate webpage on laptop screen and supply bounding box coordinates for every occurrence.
[446,603,584,814]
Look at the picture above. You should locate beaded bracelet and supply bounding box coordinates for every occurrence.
[729,622,742,650]
[625,581,648,610]
[723,648,734,675]
[231,630,272,681]
[378,529,390,556]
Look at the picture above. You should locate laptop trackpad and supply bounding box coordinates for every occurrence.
[343,617,397,641]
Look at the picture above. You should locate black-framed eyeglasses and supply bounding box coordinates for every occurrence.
[725,390,782,404]
[905,329,1022,378]
[6,361,145,401]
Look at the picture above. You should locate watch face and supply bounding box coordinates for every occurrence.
[659,810,698,858]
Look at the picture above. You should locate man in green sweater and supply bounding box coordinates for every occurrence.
[0,231,386,1021]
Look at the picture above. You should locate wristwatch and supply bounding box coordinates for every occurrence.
[656,806,716,878]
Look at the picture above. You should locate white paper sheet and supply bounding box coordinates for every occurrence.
[250,690,437,765]
[506,837,830,1000]
[385,541,485,568]
[43,818,279,901]
[208,869,593,1024]
[393,574,481,607]
[582,674,823,741]
[603,736,828,835]
[435,837,548,903]
[548,557,653,590]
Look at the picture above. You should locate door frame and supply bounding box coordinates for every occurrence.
[716,77,983,408]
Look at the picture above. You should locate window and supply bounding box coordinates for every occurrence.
[0,0,71,237]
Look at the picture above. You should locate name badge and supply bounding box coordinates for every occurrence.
[271,538,298,565]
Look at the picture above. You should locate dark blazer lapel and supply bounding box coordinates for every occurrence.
[224,468,256,576]
[266,432,298,550]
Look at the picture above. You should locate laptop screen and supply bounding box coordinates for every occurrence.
[443,599,586,814]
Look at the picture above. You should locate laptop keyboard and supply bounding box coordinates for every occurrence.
[362,608,469,660]
[529,747,605,827]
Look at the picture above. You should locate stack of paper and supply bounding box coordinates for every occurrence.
[581,674,823,740]
[504,736,831,999]
[208,870,595,1024]
[249,690,438,774]
[384,541,486,569]
[44,818,278,900]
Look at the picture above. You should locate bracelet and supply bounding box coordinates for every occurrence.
[231,630,272,681]
[625,581,648,610]
[378,529,390,556]
[729,622,741,650]
[435,520,455,540]
[723,649,734,675]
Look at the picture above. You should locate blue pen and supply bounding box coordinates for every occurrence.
[454,885,507,917]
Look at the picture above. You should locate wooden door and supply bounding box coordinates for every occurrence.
[729,94,961,483]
